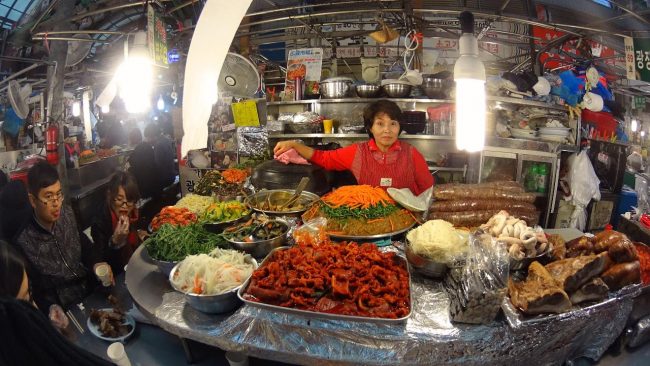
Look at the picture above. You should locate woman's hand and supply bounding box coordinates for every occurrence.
[111,215,129,248]
[273,140,297,156]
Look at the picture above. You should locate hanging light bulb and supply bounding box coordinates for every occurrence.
[157,95,165,111]
[101,104,110,114]
[642,130,646,138]
[454,11,486,152]
[631,118,638,132]
[117,31,153,114]
[72,101,81,117]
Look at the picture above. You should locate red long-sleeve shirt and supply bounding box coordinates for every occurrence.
[310,139,433,195]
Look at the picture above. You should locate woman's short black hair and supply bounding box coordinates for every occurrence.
[144,122,161,140]
[107,171,140,203]
[0,241,26,298]
[27,162,59,196]
[362,100,403,138]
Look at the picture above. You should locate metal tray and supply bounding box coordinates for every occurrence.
[328,222,416,241]
[501,283,642,328]
[237,247,413,324]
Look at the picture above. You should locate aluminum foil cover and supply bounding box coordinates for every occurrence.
[237,127,268,157]
[154,268,635,366]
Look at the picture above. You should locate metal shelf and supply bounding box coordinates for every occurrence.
[268,133,455,140]
[266,96,567,111]
[428,167,466,172]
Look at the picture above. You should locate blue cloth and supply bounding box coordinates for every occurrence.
[2,107,24,137]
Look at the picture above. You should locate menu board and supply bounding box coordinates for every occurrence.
[284,48,323,100]
[625,37,650,82]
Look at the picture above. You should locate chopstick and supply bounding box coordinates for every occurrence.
[66,310,85,334]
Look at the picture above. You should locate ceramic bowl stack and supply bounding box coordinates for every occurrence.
[538,127,571,143]
[509,128,537,140]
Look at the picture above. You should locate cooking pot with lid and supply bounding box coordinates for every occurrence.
[251,160,330,196]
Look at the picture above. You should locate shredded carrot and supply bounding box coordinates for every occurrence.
[321,185,395,209]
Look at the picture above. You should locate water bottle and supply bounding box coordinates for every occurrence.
[537,163,548,194]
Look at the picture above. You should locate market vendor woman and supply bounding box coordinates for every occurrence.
[274,100,433,195]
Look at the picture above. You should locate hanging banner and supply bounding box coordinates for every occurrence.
[532,27,623,71]
[285,48,323,99]
[147,4,168,67]
[625,37,650,82]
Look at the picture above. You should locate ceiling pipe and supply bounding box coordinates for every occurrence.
[244,0,399,18]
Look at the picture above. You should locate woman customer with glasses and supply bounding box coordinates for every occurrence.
[274,100,433,195]
[15,162,113,313]
[91,171,142,275]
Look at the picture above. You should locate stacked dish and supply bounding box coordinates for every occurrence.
[509,128,537,140]
[539,127,571,143]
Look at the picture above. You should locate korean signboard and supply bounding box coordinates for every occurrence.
[285,48,323,99]
[624,36,650,82]
[147,4,168,66]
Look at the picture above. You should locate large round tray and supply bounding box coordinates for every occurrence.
[327,222,416,241]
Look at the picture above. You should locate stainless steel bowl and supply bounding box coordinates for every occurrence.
[169,256,258,314]
[421,76,451,99]
[356,84,381,98]
[382,83,412,98]
[245,189,319,217]
[225,221,289,258]
[143,247,178,277]
[405,240,448,278]
[320,79,353,99]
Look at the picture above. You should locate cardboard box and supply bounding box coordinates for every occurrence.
[553,200,575,229]
[179,165,210,196]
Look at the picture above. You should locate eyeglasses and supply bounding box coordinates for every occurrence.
[114,197,136,208]
[37,192,64,206]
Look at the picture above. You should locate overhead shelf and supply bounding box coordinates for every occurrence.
[267,95,568,111]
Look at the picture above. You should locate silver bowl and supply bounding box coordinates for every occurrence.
[421,76,451,99]
[169,256,258,314]
[356,84,381,98]
[405,240,448,278]
[225,221,289,258]
[320,79,353,99]
[245,189,319,217]
[143,248,178,277]
[383,83,412,98]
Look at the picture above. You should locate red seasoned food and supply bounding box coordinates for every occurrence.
[151,206,197,231]
[243,242,411,319]
[634,243,650,285]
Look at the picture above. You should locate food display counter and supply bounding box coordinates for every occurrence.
[125,227,637,365]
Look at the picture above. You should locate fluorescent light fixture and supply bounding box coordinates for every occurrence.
[72,101,81,117]
[454,11,486,152]
[101,104,110,113]
[631,119,638,132]
[157,95,165,111]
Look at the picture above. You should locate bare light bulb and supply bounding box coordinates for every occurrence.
[72,101,81,117]
[157,95,165,111]
[642,131,646,138]
[631,119,638,132]
[101,105,110,114]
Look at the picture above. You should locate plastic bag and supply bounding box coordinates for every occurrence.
[293,217,328,246]
[567,150,601,231]
[445,233,509,324]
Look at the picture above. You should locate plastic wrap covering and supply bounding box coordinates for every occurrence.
[627,314,650,348]
[237,127,269,157]
[430,209,539,228]
[431,200,537,213]
[433,187,536,202]
[278,112,323,134]
[433,181,524,198]
[445,233,509,324]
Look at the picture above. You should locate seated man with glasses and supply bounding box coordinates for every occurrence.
[15,162,113,312]
[90,171,142,275]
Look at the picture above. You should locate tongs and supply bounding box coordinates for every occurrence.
[279,177,310,210]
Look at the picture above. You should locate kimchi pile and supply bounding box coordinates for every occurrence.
[242,242,411,319]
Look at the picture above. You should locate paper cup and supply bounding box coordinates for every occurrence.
[323,119,334,134]
[95,264,111,287]
[225,351,249,366]
[107,342,132,366]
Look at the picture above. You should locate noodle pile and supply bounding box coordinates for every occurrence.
[171,248,255,295]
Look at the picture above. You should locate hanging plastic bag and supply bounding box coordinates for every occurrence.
[292,217,328,246]
[566,150,601,231]
[445,232,509,324]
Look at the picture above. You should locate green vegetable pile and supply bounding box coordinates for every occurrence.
[144,223,228,262]
[319,202,398,220]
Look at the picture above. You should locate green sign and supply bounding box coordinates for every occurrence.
[147,4,168,66]
[634,96,647,110]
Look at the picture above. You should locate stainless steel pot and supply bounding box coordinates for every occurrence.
[355,84,381,98]
[320,78,354,99]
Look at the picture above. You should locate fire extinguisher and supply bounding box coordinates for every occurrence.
[46,123,59,165]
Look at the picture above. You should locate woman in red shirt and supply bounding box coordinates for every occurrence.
[274,100,433,195]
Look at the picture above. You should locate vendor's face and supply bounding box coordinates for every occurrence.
[29,181,63,226]
[111,186,135,217]
[370,112,400,150]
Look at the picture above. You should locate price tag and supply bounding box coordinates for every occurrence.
[231,100,260,127]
